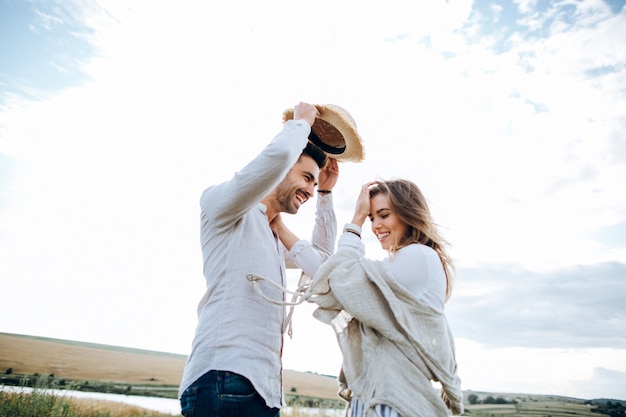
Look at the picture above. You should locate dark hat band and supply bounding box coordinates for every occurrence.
[309,131,347,155]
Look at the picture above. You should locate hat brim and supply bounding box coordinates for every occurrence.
[283,104,364,163]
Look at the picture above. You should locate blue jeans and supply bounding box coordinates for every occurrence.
[180,370,280,417]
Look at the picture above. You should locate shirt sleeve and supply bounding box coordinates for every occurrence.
[285,192,337,277]
[337,223,366,257]
[311,192,337,256]
[200,119,310,229]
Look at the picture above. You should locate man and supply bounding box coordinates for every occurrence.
[179,102,338,417]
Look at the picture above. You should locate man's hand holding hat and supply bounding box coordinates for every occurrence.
[283,103,365,162]
[293,102,319,128]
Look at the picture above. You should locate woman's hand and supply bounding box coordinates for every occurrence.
[270,213,284,235]
[351,182,375,227]
[270,213,299,250]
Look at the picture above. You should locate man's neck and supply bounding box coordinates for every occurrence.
[261,196,278,223]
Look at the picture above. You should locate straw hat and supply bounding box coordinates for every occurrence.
[282,104,365,162]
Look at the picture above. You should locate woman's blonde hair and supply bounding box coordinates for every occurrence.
[369,179,455,300]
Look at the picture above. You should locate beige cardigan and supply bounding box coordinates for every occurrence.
[308,250,464,416]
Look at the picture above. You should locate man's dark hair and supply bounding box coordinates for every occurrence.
[301,142,328,168]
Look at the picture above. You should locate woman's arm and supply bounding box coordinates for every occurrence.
[271,159,340,277]
[270,213,299,251]
[350,181,376,228]
[334,182,375,256]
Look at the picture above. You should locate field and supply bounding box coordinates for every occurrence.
[461,393,611,417]
[0,332,340,401]
[1,332,622,416]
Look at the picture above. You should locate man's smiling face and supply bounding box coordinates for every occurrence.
[274,155,319,214]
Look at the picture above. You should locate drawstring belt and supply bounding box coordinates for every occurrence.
[247,273,311,338]
[247,273,354,336]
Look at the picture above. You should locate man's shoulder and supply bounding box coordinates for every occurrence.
[201,184,217,197]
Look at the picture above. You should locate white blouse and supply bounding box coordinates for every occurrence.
[337,227,446,313]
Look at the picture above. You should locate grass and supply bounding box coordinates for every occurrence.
[0,388,173,417]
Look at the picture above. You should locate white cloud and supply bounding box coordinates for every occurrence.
[448,263,626,349]
[1,0,625,401]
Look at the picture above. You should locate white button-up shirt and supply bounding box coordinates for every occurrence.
[179,119,337,408]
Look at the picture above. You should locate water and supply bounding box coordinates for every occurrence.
[0,385,346,416]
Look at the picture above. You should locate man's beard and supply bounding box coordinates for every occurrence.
[274,182,298,214]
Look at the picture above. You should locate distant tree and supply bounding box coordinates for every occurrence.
[591,400,625,417]
[468,394,479,405]
[290,387,297,392]
[483,396,495,404]
[5,368,12,375]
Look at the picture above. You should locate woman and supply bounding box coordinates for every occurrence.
[306,179,464,417]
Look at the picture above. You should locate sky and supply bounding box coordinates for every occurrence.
[1,0,625,402]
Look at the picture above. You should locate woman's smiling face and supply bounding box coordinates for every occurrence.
[369,193,409,251]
